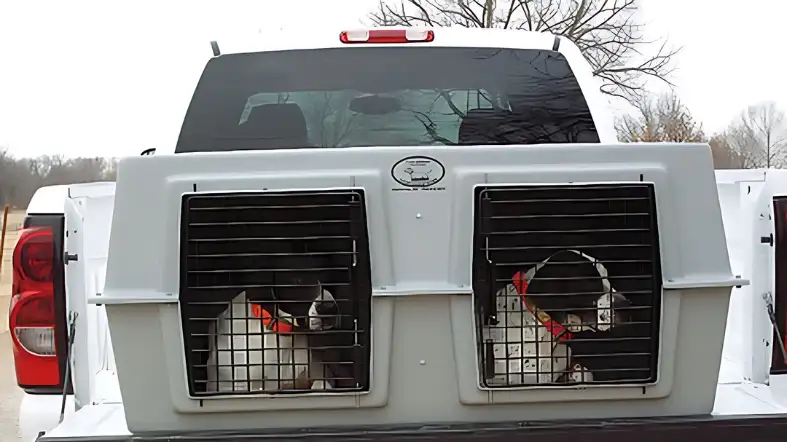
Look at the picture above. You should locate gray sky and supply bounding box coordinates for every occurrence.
[0,0,783,157]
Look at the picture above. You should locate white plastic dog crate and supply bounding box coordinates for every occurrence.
[100,143,737,434]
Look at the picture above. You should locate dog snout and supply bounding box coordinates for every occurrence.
[308,291,341,330]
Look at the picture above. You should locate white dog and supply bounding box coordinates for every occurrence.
[485,249,627,385]
[206,290,336,393]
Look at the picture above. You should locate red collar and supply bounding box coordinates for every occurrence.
[512,271,573,342]
[251,304,295,334]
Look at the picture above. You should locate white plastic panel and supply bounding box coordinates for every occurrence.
[65,182,121,409]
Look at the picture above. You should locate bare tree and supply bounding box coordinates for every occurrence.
[616,93,705,143]
[716,102,787,169]
[708,133,743,170]
[0,150,118,209]
[0,148,12,207]
[369,0,678,102]
[745,102,785,168]
[102,158,119,181]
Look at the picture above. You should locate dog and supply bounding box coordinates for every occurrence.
[485,249,633,385]
[523,249,632,331]
[206,289,341,393]
[486,283,575,385]
[255,250,360,390]
[523,250,652,382]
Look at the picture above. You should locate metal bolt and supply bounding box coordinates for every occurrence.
[416,213,422,219]
[419,360,426,365]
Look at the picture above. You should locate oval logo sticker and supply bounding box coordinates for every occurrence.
[391,156,445,188]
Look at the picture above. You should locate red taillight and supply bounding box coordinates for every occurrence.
[9,227,60,388]
[339,29,435,44]
[14,228,54,283]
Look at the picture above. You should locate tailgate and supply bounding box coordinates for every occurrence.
[64,182,121,409]
[35,414,787,442]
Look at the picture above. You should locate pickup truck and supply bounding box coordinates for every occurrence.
[11,26,787,442]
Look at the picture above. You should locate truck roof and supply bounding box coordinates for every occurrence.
[212,27,561,55]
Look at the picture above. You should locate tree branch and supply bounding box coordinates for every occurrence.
[368,0,679,104]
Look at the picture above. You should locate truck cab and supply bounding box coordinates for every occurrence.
[11,27,786,441]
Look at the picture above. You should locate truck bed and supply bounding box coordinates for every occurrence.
[32,289,787,441]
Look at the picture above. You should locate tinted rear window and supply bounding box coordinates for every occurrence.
[175,47,599,153]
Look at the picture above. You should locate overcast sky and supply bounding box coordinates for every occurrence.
[0,0,783,158]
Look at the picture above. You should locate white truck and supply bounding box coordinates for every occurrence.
[10,26,787,442]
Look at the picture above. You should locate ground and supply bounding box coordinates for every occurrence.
[1,210,28,441]
[1,210,24,331]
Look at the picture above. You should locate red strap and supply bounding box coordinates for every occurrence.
[251,304,294,334]
[512,271,572,342]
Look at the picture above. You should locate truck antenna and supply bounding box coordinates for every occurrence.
[210,40,221,57]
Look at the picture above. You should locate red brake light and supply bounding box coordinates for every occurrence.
[339,29,435,44]
[14,228,54,283]
[9,226,60,388]
[14,295,55,326]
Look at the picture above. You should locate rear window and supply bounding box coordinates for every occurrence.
[175,47,599,154]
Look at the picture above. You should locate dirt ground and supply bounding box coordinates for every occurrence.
[0,332,23,441]
[1,210,27,441]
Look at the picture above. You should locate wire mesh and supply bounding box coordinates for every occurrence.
[179,190,372,396]
[472,183,662,387]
